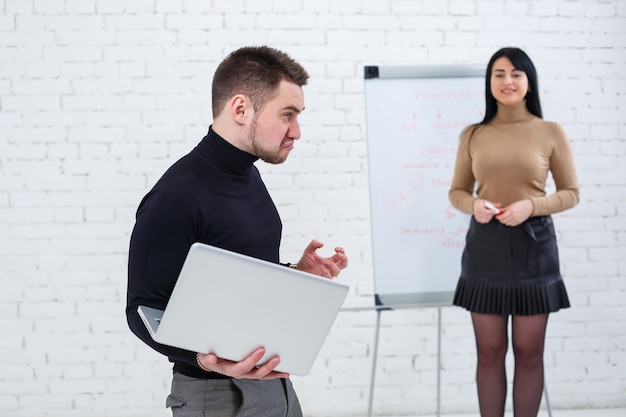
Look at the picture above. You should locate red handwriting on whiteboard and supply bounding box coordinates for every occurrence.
[445,205,457,219]
[382,173,424,213]
[398,225,467,248]
[441,240,465,248]
[399,227,445,235]
[421,145,456,158]
[396,162,440,170]
[430,178,451,187]
[432,120,471,130]
[401,122,416,132]
[400,107,424,132]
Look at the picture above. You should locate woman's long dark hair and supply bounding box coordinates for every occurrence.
[465,47,543,155]
[480,47,543,124]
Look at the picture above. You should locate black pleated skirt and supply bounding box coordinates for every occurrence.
[453,215,570,316]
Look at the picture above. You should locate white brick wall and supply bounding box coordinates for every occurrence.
[1,0,624,416]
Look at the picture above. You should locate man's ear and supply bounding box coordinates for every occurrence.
[230,94,251,126]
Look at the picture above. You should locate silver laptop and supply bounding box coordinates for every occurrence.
[138,242,349,376]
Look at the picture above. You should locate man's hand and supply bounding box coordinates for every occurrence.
[294,239,348,279]
[197,348,289,380]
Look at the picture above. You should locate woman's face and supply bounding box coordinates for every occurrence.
[490,56,529,107]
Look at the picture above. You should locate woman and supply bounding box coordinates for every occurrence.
[449,47,579,417]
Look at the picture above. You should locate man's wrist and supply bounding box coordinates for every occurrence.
[196,353,212,372]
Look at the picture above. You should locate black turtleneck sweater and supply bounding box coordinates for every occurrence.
[126,127,282,378]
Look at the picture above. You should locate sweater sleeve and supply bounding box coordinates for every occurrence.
[530,122,580,216]
[126,189,201,369]
[449,126,478,215]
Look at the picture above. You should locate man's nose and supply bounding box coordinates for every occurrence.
[288,121,301,140]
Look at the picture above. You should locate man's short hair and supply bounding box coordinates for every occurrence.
[211,46,310,119]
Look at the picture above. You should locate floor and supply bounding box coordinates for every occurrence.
[408,409,626,417]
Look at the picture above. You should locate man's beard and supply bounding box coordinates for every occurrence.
[249,119,288,165]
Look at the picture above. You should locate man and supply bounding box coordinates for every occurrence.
[126,46,348,417]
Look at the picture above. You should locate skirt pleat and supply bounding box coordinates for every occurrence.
[453,275,570,316]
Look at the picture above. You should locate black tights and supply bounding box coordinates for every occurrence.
[471,313,549,417]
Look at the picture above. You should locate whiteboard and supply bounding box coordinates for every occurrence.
[364,65,484,308]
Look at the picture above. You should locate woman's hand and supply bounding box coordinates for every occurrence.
[496,199,534,227]
[473,199,502,224]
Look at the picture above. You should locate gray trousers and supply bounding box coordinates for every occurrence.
[166,372,303,417]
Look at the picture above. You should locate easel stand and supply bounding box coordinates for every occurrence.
[340,304,553,417]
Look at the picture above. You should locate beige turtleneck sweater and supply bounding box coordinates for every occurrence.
[449,103,580,216]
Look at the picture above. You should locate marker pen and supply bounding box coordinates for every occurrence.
[484,201,503,215]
